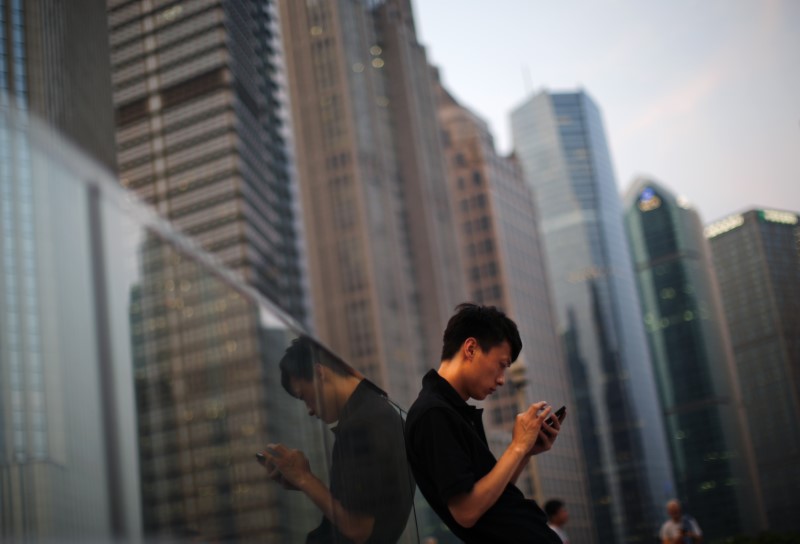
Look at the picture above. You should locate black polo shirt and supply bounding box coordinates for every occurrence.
[307,379,415,544]
[404,370,560,544]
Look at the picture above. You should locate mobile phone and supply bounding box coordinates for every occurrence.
[255,452,266,465]
[544,406,566,427]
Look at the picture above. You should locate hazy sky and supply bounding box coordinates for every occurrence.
[411,0,800,223]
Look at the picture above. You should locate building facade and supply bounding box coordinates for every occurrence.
[108,0,306,321]
[278,0,465,407]
[707,208,800,533]
[1,2,121,539]
[436,77,597,544]
[624,179,766,540]
[511,90,675,543]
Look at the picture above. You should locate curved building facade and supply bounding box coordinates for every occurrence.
[624,179,766,541]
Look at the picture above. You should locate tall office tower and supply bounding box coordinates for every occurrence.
[108,0,306,321]
[278,0,465,406]
[706,208,800,532]
[436,78,597,544]
[624,179,766,540]
[511,90,675,543]
[1,3,122,541]
[1,0,117,169]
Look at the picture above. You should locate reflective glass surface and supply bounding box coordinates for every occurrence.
[0,102,418,543]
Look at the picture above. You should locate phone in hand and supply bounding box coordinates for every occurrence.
[255,452,267,465]
[544,405,566,427]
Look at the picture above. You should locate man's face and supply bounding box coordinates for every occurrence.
[466,340,512,401]
[290,373,339,424]
[667,502,681,521]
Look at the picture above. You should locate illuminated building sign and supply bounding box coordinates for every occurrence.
[758,209,798,225]
[705,214,745,238]
[638,187,661,212]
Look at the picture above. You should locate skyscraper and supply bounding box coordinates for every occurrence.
[624,179,766,540]
[277,0,465,406]
[707,208,800,532]
[436,77,596,544]
[1,2,122,540]
[511,90,674,543]
[108,0,306,321]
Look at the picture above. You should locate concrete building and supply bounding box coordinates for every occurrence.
[511,90,675,543]
[277,0,465,406]
[436,77,597,544]
[706,207,800,532]
[108,0,306,321]
[625,179,766,540]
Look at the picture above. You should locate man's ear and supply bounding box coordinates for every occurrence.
[463,337,478,360]
[314,362,328,382]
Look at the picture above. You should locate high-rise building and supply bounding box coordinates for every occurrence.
[436,77,597,544]
[511,90,675,543]
[108,0,306,321]
[277,0,465,406]
[1,0,117,170]
[706,208,800,532]
[624,179,766,540]
[1,3,122,540]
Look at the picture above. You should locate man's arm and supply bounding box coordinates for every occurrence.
[509,414,563,485]
[262,444,375,544]
[447,402,551,528]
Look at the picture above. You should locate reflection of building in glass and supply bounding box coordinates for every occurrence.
[277,0,465,407]
[624,179,766,540]
[108,0,306,321]
[129,232,318,542]
[706,208,800,532]
[1,2,118,539]
[511,90,674,543]
[435,76,596,544]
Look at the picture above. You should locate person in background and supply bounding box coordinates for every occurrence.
[544,499,570,543]
[660,499,702,544]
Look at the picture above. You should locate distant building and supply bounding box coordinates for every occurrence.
[436,76,597,544]
[108,0,306,321]
[511,90,675,543]
[707,208,800,532]
[277,0,465,406]
[624,179,766,540]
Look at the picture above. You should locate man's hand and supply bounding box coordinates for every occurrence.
[530,409,564,455]
[261,443,312,491]
[511,401,550,454]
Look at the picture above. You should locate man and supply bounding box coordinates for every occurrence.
[660,499,703,544]
[404,303,563,543]
[544,499,570,543]
[260,337,415,544]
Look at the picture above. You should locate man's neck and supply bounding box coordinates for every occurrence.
[437,360,470,400]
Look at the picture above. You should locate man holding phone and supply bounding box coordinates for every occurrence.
[259,337,414,544]
[404,303,565,543]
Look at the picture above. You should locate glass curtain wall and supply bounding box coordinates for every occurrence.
[0,99,419,543]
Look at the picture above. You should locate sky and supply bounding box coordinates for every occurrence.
[411,0,800,224]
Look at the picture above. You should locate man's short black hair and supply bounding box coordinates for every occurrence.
[544,499,565,519]
[279,336,351,397]
[440,303,522,362]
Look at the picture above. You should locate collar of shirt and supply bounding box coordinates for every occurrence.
[422,369,485,428]
[332,378,387,435]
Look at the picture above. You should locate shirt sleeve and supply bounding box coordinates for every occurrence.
[411,407,477,502]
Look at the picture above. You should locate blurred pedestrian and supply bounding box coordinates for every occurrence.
[660,499,702,544]
[544,499,570,543]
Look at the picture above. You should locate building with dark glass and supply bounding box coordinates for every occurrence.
[511,90,675,543]
[707,208,800,532]
[108,0,306,321]
[436,75,596,544]
[278,0,465,407]
[624,178,766,540]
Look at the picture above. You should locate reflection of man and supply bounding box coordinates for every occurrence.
[260,337,414,544]
[660,499,702,544]
[405,303,563,543]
